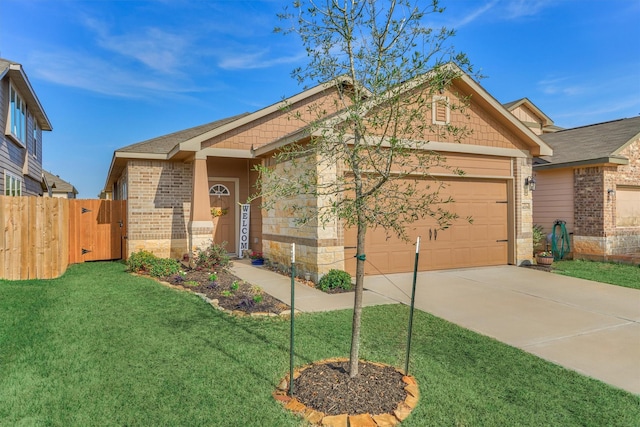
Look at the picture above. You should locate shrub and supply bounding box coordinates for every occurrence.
[148,258,180,278]
[127,250,157,273]
[126,250,180,278]
[533,224,546,252]
[317,269,352,292]
[194,241,230,270]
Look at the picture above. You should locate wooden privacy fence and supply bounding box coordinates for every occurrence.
[68,199,126,264]
[0,197,126,280]
[0,196,68,280]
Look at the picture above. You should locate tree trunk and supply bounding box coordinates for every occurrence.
[348,221,367,378]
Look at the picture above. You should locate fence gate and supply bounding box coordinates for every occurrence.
[68,200,127,264]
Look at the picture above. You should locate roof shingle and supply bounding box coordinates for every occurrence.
[117,113,250,155]
[538,116,640,166]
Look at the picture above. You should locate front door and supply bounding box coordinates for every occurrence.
[209,180,237,253]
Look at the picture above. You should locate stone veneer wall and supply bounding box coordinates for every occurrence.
[126,160,193,259]
[261,154,344,281]
[573,140,640,259]
[515,157,534,264]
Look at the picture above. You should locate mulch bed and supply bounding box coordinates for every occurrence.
[162,268,289,314]
[158,266,415,421]
[293,360,407,416]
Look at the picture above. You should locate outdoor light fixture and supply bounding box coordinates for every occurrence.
[525,176,536,191]
[608,189,616,195]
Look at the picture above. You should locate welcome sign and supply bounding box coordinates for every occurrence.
[238,204,250,257]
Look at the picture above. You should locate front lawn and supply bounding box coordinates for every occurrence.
[1,262,638,426]
[553,259,640,290]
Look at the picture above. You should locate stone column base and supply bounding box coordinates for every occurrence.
[189,220,215,258]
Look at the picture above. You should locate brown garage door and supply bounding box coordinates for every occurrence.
[345,179,509,274]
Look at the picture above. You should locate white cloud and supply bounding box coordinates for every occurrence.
[453,1,498,28]
[81,16,191,75]
[537,77,585,96]
[218,49,306,70]
[503,0,552,19]
[28,50,199,100]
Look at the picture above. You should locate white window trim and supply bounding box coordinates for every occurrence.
[209,184,231,196]
[31,115,39,159]
[8,82,27,147]
[432,95,450,125]
[4,171,23,196]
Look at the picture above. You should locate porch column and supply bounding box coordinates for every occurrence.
[188,155,214,256]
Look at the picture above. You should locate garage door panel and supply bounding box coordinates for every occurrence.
[432,248,454,268]
[345,179,510,275]
[389,252,415,272]
[489,203,507,219]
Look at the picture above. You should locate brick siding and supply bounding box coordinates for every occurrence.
[126,160,193,259]
[573,139,640,260]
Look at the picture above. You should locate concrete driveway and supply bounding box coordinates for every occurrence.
[231,261,640,394]
[363,265,640,395]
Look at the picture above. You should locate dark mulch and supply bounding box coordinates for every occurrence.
[163,268,289,314]
[293,360,407,416]
[161,268,406,416]
[265,263,352,294]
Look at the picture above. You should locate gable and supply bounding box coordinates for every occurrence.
[510,104,545,134]
[360,80,543,155]
[200,86,348,152]
[503,98,555,135]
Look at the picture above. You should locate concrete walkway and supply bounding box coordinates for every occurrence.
[230,261,640,395]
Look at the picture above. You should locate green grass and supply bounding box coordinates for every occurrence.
[553,259,640,290]
[1,262,639,426]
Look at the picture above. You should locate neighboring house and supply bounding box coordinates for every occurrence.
[104,68,551,277]
[0,58,52,196]
[532,116,640,262]
[503,98,562,136]
[43,170,78,198]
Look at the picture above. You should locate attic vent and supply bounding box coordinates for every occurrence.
[209,184,230,197]
[432,96,450,125]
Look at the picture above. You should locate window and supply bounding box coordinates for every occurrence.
[432,95,450,125]
[31,115,39,158]
[4,172,23,196]
[9,83,26,145]
[209,184,230,196]
[616,186,640,227]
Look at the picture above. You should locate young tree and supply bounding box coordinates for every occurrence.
[261,0,474,377]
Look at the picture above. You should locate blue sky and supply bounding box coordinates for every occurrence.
[1,0,639,198]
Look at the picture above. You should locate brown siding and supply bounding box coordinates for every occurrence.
[510,105,543,135]
[533,168,574,234]
[203,87,347,151]
[206,157,263,253]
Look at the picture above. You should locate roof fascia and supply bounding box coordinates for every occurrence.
[195,147,254,160]
[533,156,629,171]
[176,77,354,154]
[103,154,120,193]
[455,71,553,156]
[253,128,314,157]
[114,151,168,160]
[8,64,53,131]
[256,65,553,158]
[103,150,169,192]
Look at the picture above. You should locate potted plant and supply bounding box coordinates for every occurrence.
[533,224,546,254]
[536,251,554,266]
[249,250,264,265]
